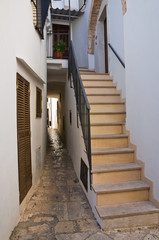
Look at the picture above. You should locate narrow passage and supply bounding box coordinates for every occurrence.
[10,130,159,240]
[10,129,101,239]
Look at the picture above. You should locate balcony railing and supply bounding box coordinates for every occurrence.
[47,31,69,59]
[68,41,92,187]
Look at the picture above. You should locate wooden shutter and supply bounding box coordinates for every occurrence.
[36,87,42,118]
[17,73,32,203]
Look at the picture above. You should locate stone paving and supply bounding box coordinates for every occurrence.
[10,129,159,240]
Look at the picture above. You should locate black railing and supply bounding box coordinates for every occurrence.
[68,41,92,187]
[79,0,87,10]
[108,43,125,68]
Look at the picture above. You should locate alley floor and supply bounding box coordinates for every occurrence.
[10,129,159,240]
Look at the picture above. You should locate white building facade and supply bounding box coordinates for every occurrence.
[0,0,49,239]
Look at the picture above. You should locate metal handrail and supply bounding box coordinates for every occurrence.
[108,43,125,68]
[31,0,37,8]
[68,41,92,188]
[79,0,86,11]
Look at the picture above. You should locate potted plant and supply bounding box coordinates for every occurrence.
[53,40,66,58]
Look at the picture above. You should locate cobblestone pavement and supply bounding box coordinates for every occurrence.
[10,129,159,240]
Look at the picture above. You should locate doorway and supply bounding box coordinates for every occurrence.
[47,97,58,129]
[53,24,69,59]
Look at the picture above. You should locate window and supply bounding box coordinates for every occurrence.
[36,87,42,118]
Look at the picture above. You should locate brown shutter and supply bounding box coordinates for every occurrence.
[36,87,42,118]
[17,73,32,203]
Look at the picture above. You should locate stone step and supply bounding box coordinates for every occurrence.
[90,112,126,124]
[81,74,113,80]
[92,148,134,166]
[79,68,95,72]
[91,122,124,135]
[93,180,149,206]
[85,86,117,94]
[90,102,125,113]
[96,201,159,230]
[91,134,128,149]
[83,80,115,87]
[92,163,141,184]
[87,94,121,103]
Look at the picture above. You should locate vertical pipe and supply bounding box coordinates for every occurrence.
[69,0,71,42]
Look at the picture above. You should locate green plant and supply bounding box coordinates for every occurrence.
[53,40,66,53]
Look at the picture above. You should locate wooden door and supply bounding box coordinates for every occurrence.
[17,73,32,203]
[104,18,108,73]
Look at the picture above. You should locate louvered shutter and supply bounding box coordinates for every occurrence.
[17,73,32,203]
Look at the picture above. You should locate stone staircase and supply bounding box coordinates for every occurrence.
[80,68,159,230]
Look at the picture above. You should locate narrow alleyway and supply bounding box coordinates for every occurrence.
[10,129,159,240]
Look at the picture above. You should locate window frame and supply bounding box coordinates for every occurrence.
[36,87,42,118]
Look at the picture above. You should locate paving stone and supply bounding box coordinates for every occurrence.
[34,216,55,223]
[144,234,159,240]
[77,219,99,232]
[107,229,148,240]
[54,221,77,234]
[86,232,113,240]
[28,224,50,234]
[67,202,82,220]
[55,232,91,240]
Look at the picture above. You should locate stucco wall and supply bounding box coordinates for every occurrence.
[0,0,47,239]
[52,0,79,10]
[124,0,159,200]
[72,0,92,67]
[107,0,126,98]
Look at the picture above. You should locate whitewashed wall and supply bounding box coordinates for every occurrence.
[52,0,79,10]
[72,0,92,67]
[107,0,125,98]
[124,0,159,201]
[0,0,47,239]
[94,0,125,97]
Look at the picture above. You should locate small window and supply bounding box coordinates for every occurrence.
[36,87,42,118]
[69,110,72,125]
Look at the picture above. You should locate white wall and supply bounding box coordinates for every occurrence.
[124,0,159,200]
[52,0,79,10]
[0,0,47,239]
[72,0,92,67]
[64,76,101,224]
[107,0,125,98]
[0,2,19,240]
[94,0,125,96]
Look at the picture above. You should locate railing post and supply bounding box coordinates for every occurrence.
[87,108,92,188]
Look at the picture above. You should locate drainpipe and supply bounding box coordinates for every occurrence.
[69,0,71,42]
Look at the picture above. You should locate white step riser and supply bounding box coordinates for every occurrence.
[83,81,114,87]
[93,170,141,184]
[88,95,121,103]
[97,190,149,206]
[90,114,126,124]
[92,153,134,166]
[91,125,123,135]
[90,104,125,113]
[85,88,117,94]
[91,138,128,149]
[102,213,159,230]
